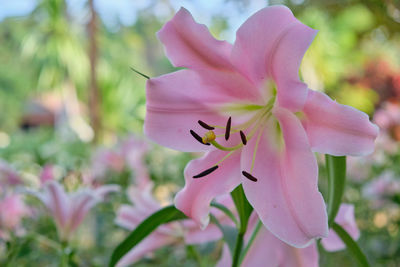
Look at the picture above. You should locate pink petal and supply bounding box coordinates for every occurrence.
[280,242,319,267]
[183,222,222,244]
[302,90,379,156]
[115,205,146,230]
[322,204,360,251]
[45,181,70,229]
[116,233,175,267]
[68,191,98,234]
[240,227,281,267]
[94,184,120,199]
[145,70,239,152]
[158,7,232,71]
[218,226,319,267]
[231,5,316,111]
[243,227,319,267]
[216,245,232,267]
[174,150,241,229]
[0,194,28,229]
[40,164,55,185]
[157,8,260,102]
[241,107,328,247]
[126,184,160,215]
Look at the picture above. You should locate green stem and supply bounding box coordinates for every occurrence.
[232,232,245,267]
[230,185,253,267]
[59,242,69,267]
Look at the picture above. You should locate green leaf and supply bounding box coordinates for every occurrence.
[230,185,253,232]
[325,155,346,227]
[108,205,187,267]
[332,222,370,267]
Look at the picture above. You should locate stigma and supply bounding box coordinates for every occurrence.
[202,131,216,144]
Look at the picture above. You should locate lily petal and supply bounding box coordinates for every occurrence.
[45,181,70,230]
[175,150,241,229]
[218,226,318,267]
[231,5,316,111]
[241,107,328,247]
[158,7,260,102]
[216,245,232,267]
[94,184,120,199]
[115,205,144,230]
[322,204,360,251]
[303,90,379,156]
[243,227,318,267]
[116,233,175,267]
[183,222,222,244]
[68,190,98,234]
[158,7,232,71]
[127,183,160,213]
[145,70,238,152]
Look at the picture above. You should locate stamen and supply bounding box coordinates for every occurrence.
[225,117,232,140]
[216,151,235,165]
[198,120,215,130]
[193,165,219,178]
[242,171,258,182]
[190,130,210,145]
[240,131,247,145]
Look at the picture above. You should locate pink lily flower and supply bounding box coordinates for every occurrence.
[0,194,30,239]
[0,159,22,188]
[144,6,378,247]
[218,204,360,267]
[87,135,150,186]
[32,180,119,241]
[115,183,232,267]
[362,172,400,208]
[40,164,55,185]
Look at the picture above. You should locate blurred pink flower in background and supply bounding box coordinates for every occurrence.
[115,182,232,267]
[374,102,400,133]
[31,180,119,241]
[217,204,360,267]
[0,194,30,239]
[321,204,360,251]
[144,5,378,247]
[347,156,372,182]
[40,164,55,185]
[90,148,125,179]
[118,135,151,187]
[0,159,22,188]
[363,172,400,208]
[86,135,150,186]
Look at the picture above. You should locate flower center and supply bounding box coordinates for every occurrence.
[189,96,276,182]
